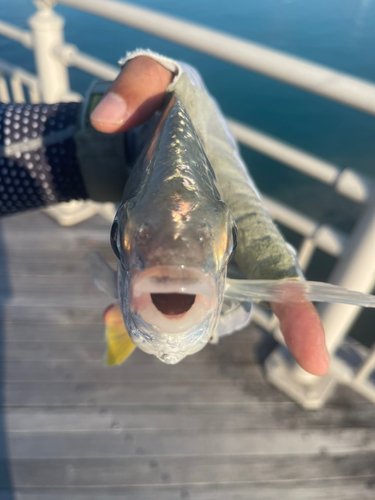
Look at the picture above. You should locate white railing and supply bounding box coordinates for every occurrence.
[0,58,40,103]
[1,0,375,409]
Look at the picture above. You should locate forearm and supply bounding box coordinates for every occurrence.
[0,102,87,216]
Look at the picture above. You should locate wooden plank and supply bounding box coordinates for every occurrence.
[5,295,109,308]
[2,210,375,500]
[5,403,375,433]
[3,321,256,344]
[3,334,260,364]
[1,480,375,500]
[0,275,107,295]
[4,354,264,382]
[0,259,100,278]
[4,340,105,362]
[4,323,104,342]
[3,379,285,406]
[5,428,375,459]
[7,453,375,486]
[4,304,104,325]
[0,211,110,233]
[1,234,111,261]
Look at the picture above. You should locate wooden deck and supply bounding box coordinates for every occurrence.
[1,210,375,499]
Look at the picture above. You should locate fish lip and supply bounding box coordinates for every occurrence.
[130,266,217,334]
[131,266,215,297]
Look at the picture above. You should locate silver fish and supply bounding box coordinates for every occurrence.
[109,94,237,364]
[90,90,375,366]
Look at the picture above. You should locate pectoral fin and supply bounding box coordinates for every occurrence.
[103,304,136,366]
[87,251,118,299]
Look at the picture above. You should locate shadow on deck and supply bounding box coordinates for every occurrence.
[0,210,374,499]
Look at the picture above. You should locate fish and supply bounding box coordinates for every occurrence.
[89,89,375,366]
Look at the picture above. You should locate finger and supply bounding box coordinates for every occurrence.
[90,56,174,133]
[271,301,330,376]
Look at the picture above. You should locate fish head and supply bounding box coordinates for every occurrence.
[110,195,237,364]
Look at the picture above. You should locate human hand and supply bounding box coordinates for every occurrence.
[90,56,330,376]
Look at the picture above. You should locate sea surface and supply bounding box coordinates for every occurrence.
[1,0,374,344]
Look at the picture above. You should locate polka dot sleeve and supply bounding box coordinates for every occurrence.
[0,102,88,216]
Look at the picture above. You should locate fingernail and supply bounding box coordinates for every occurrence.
[90,92,127,125]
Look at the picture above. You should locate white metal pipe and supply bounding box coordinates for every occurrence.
[0,20,33,48]
[262,195,346,257]
[28,83,41,104]
[335,169,372,203]
[59,0,375,116]
[263,195,318,235]
[59,90,83,102]
[251,305,277,333]
[0,76,10,103]
[29,6,70,103]
[297,238,316,272]
[10,75,25,103]
[229,119,373,203]
[318,199,375,354]
[0,59,39,88]
[354,346,375,384]
[229,119,339,185]
[54,44,119,80]
[313,225,346,257]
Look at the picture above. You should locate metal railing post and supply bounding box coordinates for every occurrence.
[29,0,70,103]
[265,196,375,409]
[318,197,375,353]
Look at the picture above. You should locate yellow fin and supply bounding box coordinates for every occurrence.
[104,305,136,366]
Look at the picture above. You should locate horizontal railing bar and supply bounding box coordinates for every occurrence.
[0,20,33,49]
[228,118,373,203]
[59,90,83,102]
[58,0,375,116]
[229,119,338,184]
[0,58,39,88]
[54,44,119,80]
[251,305,276,332]
[262,195,346,257]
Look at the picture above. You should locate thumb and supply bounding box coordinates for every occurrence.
[90,56,174,134]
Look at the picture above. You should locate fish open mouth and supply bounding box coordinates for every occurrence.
[151,293,196,317]
[131,266,216,333]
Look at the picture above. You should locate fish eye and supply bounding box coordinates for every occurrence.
[110,219,120,259]
[229,226,238,262]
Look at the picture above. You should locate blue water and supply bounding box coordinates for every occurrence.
[1,0,375,343]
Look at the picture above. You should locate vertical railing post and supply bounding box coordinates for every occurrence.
[265,195,375,409]
[318,197,375,352]
[29,0,70,103]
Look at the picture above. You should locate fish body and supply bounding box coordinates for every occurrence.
[110,94,237,364]
[89,88,375,367]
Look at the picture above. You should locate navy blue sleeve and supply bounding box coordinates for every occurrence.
[0,102,88,217]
